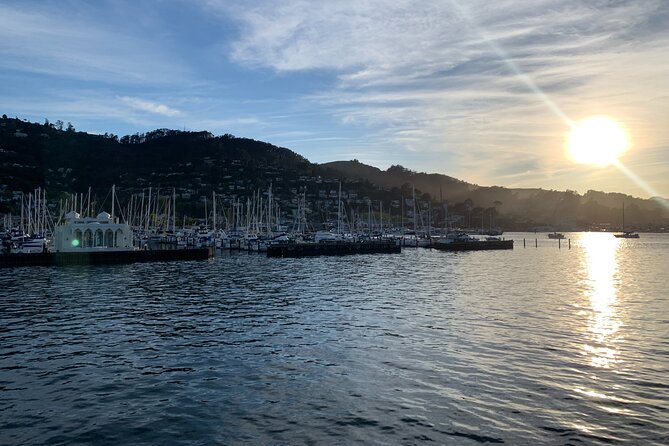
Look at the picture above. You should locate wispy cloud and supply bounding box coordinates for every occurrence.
[205,0,669,194]
[1,0,667,197]
[0,2,189,85]
[119,97,181,117]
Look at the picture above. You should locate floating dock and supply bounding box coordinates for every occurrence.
[0,248,212,268]
[432,239,514,251]
[267,240,401,258]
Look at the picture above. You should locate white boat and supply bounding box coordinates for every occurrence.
[314,231,344,243]
[7,233,48,254]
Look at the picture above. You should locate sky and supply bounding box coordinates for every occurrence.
[1,0,668,199]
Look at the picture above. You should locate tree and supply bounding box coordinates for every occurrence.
[54,120,63,130]
[66,122,75,132]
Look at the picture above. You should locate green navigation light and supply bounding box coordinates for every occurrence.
[72,239,80,247]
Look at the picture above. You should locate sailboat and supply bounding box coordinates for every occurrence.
[614,203,640,238]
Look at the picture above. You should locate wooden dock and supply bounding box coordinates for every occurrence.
[0,248,212,268]
[267,240,401,258]
[432,239,514,251]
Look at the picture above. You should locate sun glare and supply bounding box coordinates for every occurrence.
[568,116,629,167]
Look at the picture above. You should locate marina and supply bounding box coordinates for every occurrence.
[1,2,668,444]
[1,186,520,265]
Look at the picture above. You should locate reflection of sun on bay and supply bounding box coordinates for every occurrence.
[580,233,622,368]
[568,116,629,167]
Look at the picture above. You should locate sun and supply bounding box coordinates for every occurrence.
[568,116,629,167]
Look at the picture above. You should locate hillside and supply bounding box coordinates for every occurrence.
[1,114,667,230]
[321,161,475,199]
[321,160,667,229]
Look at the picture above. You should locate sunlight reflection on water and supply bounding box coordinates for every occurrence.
[579,233,622,368]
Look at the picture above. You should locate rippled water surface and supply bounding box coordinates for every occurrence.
[2,232,669,445]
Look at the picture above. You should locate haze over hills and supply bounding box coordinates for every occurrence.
[1,115,667,231]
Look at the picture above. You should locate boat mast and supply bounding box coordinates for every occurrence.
[28,193,32,234]
[412,185,416,232]
[145,187,151,232]
[401,194,404,234]
[337,181,342,234]
[20,192,24,232]
[428,201,432,238]
[111,184,115,223]
[213,190,216,232]
[380,200,383,235]
[87,187,91,218]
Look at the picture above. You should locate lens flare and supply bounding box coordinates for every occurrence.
[568,116,629,167]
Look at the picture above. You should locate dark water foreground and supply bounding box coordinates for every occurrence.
[1,233,668,445]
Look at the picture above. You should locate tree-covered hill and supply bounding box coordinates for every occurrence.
[1,114,667,230]
[0,116,312,193]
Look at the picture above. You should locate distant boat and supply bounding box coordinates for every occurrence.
[548,232,565,239]
[614,203,640,238]
[614,231,640,239]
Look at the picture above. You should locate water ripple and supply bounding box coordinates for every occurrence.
[1,233,669,444]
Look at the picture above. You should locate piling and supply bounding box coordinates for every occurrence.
[523,238,526,248]
[535,238,538,248]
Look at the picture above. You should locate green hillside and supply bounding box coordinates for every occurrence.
[1,114,667,231]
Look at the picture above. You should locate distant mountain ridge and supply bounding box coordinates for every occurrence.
[321,160,667,223]
[321,161,476,198]
[1,114,667,230]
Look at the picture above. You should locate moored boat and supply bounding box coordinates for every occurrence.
[432,232,513,251]
[613,202,640,238]
[614,231,640,239]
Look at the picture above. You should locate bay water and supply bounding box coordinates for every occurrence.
[1,232,668,444]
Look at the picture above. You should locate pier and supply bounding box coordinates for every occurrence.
[432,239,514,251]
[0,248,212,268]
[267,240,401,258]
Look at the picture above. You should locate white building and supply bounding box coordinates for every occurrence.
[54,211,134,252]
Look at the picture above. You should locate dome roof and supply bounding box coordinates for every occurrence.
[96,211,111,220]
[65,211,80,220]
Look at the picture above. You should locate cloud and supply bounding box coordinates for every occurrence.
[119,97,181,117]
[202,0,669,193]
[0,3,189,85]
[2,0,668,196]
